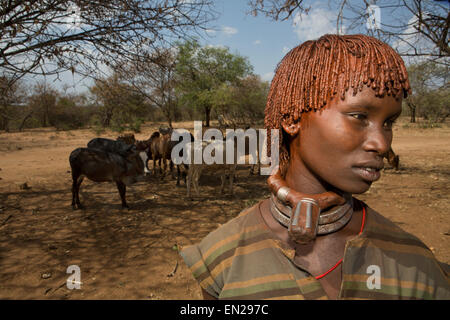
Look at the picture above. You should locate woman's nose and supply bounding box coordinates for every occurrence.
[363,125,392,156]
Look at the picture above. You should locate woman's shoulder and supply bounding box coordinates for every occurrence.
[362,203,424,242]
[195,200,266,250]
[362,203,450,274]
[178,199,266,269]
[344,200,450,299]
[178,200,269,298]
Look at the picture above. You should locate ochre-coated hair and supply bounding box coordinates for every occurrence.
[264,34,411,177]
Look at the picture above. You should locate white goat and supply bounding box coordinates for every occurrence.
[184,140,238,197]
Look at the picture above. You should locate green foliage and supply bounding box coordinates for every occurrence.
[50,96,92,130]
[175,39,254,126]
[406,61,449,123]
[89,74,147,129]
[28,81,58,128]
[128,117,144,133]
[213,75,269,127]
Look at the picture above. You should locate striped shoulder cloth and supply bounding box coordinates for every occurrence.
[179,202,315,299]
[180,200,450,300]
[340,206,450,299]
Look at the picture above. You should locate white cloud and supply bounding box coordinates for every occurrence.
[282,46,290,54]
[392,14,442,65]
[292,8,343,41]
[206,44,226,49]
[262,72,274,81]
[253,40,261,45]
[205,29,216,35]
[222,26,238,36]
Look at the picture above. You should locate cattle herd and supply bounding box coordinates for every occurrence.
[69,126,400,209]
[68,126,251,209]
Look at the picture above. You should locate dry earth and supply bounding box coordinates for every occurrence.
[0,120,449,299]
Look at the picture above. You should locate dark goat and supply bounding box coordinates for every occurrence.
[87,137,137,157]
[69,147,144,209]
[117,133,136,145]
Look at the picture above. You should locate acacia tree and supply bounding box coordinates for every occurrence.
[90,74,146,130]
[213,74,269,127]
[0,75,26,132]
[175,40,253,127]
[0,0,216,80]
[117,47,178,128]
[248,0,449,63]
[406,61,449,123]
[28,81,59,128]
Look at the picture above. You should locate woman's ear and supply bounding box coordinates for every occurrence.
[281,120,301,137]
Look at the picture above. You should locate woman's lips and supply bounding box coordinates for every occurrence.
[352,166,382,182]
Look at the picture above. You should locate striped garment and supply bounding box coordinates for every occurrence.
[180,199,450,300]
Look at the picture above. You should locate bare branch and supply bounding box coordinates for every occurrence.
[0,0,217,79]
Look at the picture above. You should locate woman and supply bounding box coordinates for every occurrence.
[179,34,450,300]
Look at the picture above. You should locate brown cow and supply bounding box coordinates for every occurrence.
[146,130,194,184]
[384,147,400,170]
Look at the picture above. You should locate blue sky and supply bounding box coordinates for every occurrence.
[198,0,301,82]
[33,0,435,94]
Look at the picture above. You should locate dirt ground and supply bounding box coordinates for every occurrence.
[0,120,449,300]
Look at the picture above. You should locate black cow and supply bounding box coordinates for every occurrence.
[87,137,137,157]
[69,146,144,209]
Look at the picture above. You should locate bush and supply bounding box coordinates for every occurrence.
[51,105,95,130]
[128,117,144,133]
[418,121,442,129]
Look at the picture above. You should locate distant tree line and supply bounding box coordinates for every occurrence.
[0,39,270,133]
[1,43,447,133]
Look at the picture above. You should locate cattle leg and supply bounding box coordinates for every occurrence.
[220,174,226,193]
[393,155,399,170]
[116,181,128,208]
[152,155,158,176]
[170,160,176,180]
[71,174,78,209]
[145,150,152,172]
[186,167,193,197]
[193,167,201,196]
[176,165,181,186]
[161,158,167,180]
[229,171,234,195]
[72,174,84,210]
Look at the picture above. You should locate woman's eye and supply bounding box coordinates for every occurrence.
[350,113,367,121]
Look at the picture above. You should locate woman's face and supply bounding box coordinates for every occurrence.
[285,86,403,194]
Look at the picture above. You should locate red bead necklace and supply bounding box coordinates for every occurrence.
[314,204,366,280]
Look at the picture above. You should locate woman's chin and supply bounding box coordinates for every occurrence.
[336,180,372,195]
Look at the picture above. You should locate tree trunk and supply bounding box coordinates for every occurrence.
[0,110,11,132]
[1,117,10,132]
[19,111,34,131]
[163,107,173,129]
[41,112,47,127]
[103,107,113,127]
[204,106,211,127]
[407,101,416,123]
